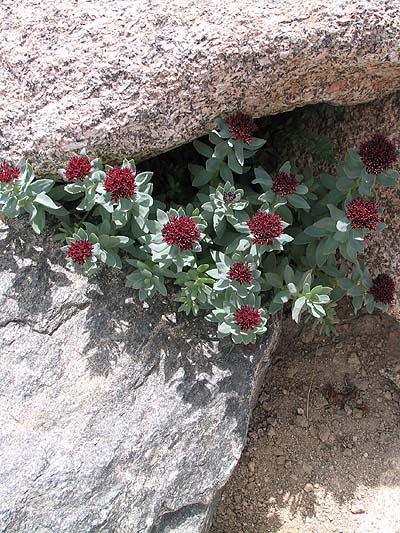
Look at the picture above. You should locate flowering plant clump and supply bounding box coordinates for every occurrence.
[247,210,283,245]
[104,166,137,201]
[1,116,398,344]
[65,155,92,181]
[359,134,397,175]
[225,112,257,144]
[67,239,94,264]
[346,197,380,230]
[369,273,396,305]
[271,172,299,196]
[0,162,20,183]
[161,215,200,250]
[234,305,261,330]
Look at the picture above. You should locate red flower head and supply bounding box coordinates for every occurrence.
[104,166,136,201]
[65,156,92,181]
[359,135,397,175]
[0,162,19,183]
[225,112,257,144]
[247,210,283,245]
[162,215,201,251]
[223,191,237,204]
[67,240,94,265]
[369,273,396,305]
[346,198,380,230]
[228,261,253,285]
[234,305,260,331]
[271,172,299,196]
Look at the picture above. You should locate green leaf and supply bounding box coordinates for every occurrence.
[30,207,45,234]
[327,204,344,221]
[292,296,306,323]
[359,173,375,196]
[320,173,336,190]
[322,237,338,255]
[220,162,233,182]
[265,272,282,288]
[253,167,272,189]
[227,150,243,174]
[294,231,314,245]
[336,177,353,191]
[34,193,61,210]
[283,264,294,283]
[65,183,84,194]
[315,239,328,267]
[348,285,365,297]
[295,184,308,195]
[234,141,244,166]
[286,194,310,210]
[279,161,291,174]
[24,201,37,221]
[28,179,55,195]
[214,142,229,159]
[193,140,213,158]
[247,137,266,150]
[376,173,396,187]
[104,251,122,268]
[352,295,363,312]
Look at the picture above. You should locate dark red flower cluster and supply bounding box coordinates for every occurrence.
[369,273,396,305]
[234,305,260,331]
[0,162,19,183]
[65,156,92,181]
[359,134,397,175]
[162,215,200,251]
[104,166,137,201]
[247,210,283,245]
[228,261,253,285]
[225,112,257,144]
[67,240,94,265]
[223,191,237,204]
[271,172,299,196]
[346,198,380,230]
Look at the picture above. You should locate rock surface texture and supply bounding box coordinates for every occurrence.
[0,219,280,533]
[1,0,400,170]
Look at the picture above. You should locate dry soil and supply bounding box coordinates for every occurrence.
[212,304,400,533]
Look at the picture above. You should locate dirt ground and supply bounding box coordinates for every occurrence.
[211,304,400,533]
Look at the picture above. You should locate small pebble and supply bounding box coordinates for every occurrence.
[319,428,331,443]
[297,407,305,416]
[351,501,366,514]
[304,483,314,493]
[296,417,309,428]
[302,464,313,475]
[273,447,285,457]
[348,352,362,371]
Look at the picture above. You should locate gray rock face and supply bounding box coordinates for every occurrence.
[0,219,280,533]
[1,1,400,171]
